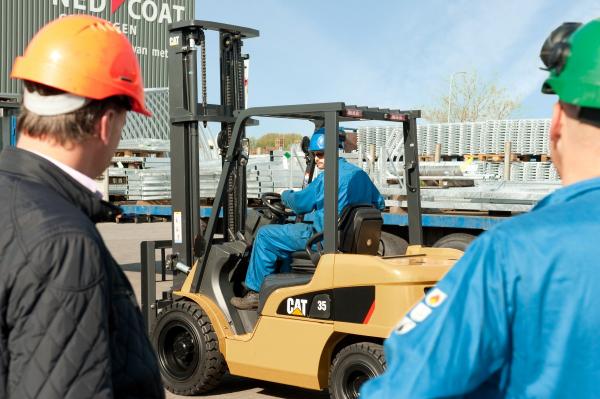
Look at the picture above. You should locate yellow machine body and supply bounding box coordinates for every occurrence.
[175,245,461,390]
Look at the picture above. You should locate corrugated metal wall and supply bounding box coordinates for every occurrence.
[0,0,194,95]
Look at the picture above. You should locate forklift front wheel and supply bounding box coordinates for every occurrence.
[151,301,226,395]
[328,342,386,399]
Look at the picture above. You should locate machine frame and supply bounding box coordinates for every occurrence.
[140,19,461,398]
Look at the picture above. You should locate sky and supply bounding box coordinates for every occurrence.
[194,0,600,137]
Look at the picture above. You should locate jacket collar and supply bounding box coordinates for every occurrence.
[534,176,600,210]
[0,147,120,223]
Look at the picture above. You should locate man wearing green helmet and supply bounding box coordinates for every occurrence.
[361,19,600,398]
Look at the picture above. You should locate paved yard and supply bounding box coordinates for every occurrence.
[97,222,329,399]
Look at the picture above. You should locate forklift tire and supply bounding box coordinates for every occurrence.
[328,342,386,399]
[151,301,226,395]
[378,232,408,256]
[432,233,476,251]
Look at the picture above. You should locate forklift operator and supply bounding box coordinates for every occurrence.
[362,19,600,398]
[231,127,385,309]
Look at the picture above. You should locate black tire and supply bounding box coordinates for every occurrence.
[432,233,476,251]
[329,342,386,399]
[151,301,226,395]
[378,231,408,256]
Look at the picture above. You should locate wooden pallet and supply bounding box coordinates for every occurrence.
[464,153,552,162]
[420,153,552,163]
[135,199,171,205]
[419,155,462,162]
[463,153,520,162]
[114,149,168,158]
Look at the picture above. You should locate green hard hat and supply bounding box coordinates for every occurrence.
[541,18,600,109]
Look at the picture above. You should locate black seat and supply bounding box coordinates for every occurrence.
[259,205,383,314]
[338,204,383,255]
[289,204,383,272]
[289,251,314,273]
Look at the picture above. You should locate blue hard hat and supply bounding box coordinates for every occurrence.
[308,127,346,152]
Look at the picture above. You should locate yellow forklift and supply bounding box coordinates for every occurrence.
[140,20,462,399]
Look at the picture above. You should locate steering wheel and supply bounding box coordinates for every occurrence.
[261,192,296,217]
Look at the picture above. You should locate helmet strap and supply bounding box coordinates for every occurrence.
[23,87,89,116]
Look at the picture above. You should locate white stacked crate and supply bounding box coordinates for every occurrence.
[459,123,472,155]
[505,120,520,153]
[426,124,440,155]
[126,170,171,200]
[468,122,482,155]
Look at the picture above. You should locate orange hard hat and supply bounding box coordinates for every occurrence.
[11,14,150,116]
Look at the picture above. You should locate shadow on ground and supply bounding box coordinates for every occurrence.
[207,375,329,398]
[121,261,166,273]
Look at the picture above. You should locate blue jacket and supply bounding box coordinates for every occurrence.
[281,158,385,233]
[362,177,600,398]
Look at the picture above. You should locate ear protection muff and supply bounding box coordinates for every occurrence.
[540,22,582,76]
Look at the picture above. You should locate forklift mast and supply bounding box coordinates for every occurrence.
[167,21,259,288]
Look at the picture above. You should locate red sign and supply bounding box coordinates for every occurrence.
[111,0,127,14]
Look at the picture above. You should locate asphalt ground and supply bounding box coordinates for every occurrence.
[97,222,329,399]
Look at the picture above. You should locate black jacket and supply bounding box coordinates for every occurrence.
[0,147,164,399]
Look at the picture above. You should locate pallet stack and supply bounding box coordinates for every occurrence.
[197,150,306,199]
[108,140,171,202]
[356,119,559,183]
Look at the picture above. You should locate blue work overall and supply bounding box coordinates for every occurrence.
[244,158,385,292]
[362,177,600,398]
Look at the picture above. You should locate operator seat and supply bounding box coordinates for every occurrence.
[289,204,383,272]
[258,204,383,313]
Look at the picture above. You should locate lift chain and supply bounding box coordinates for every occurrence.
[201,34,207,128]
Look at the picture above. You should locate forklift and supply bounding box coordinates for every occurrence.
[140,20,462,399]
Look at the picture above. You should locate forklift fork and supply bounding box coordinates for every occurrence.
[140,239,173,333]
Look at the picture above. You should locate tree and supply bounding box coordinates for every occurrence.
[250,133,303,151]
[423,71,520,123]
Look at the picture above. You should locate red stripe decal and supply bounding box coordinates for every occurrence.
[362,300,376,324]
[111,0,127,14]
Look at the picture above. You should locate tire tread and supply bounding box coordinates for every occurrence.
[328,342,386,399]
[152,300,226,395]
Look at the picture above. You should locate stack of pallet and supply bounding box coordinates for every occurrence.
[108,140,171,201]
[109,147,306,201]
[356,119,559,183]
[198,150,306,198]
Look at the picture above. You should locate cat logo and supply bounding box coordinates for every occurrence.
[286,298,308,316]
[169,35,180,47]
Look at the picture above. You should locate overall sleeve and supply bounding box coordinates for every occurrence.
[361,231,512,398]
[9,234,113,399]
[374,191,385,210]
[281,174,323,215]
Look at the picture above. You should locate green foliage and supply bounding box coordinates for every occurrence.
[250,133,303,150]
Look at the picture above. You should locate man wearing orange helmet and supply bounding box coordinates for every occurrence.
[0,15,163,398]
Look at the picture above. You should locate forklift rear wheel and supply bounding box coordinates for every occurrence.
[328,342,386,399]
[152,301,226,395]
[433,233,476,251]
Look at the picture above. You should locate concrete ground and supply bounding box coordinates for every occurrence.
[97,222,329,399]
